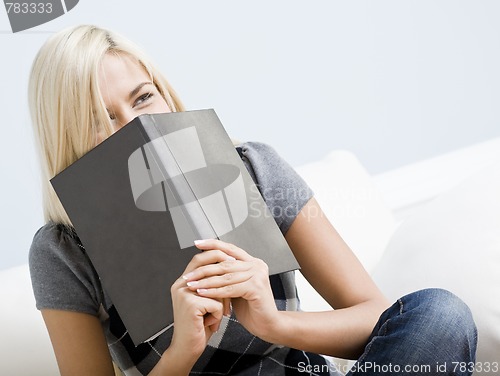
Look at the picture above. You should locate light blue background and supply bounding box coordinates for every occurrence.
[1,0,500,269]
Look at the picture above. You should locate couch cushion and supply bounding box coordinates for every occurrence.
[372,166,500,374]
[0,264,59,375]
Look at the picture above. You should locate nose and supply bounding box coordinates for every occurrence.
[113,108,137,130]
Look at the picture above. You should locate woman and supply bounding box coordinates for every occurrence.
[29,25,477,375]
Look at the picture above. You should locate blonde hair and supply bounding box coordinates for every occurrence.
[29,25,186,225]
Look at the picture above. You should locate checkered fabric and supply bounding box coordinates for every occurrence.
[101,271,341,375]
[30,142,343,375]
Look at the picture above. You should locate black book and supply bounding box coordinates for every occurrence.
[51,109,299,346]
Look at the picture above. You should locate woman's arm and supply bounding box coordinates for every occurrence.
[41,309,195,376]
[42,310,115,376]
[274,196,391,358]
[41,249,236,376]
[186,197,391,359]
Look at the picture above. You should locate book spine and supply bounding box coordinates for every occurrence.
[136,114,218,246]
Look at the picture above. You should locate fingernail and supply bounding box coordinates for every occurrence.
[197,288,208,294]
[226,256,236,261]
[186,281,198,287]
[194,239,208,245]
[182,272,194,280]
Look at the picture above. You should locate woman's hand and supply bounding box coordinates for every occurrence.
[169,250,233,366]
[183,239,280,342]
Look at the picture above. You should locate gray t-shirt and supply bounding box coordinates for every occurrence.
[29,141,341,375]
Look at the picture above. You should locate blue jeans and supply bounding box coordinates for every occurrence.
[346,288,477,376]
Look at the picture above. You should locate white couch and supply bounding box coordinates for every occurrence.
[295,137,500,375]
[1,138,499,375]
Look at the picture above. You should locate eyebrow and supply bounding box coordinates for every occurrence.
[129,82,154,100]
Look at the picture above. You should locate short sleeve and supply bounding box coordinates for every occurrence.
[28,223,103,316]
[237,141,314,235]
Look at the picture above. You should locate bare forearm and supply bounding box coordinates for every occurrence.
[263,299,389,360]
[147,345,199,376]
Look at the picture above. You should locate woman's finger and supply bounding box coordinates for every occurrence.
[186,269,253,292]
[198,295,224,332]
[183,258,248,282]
[186,257,269,298]
[195,281,251,300]
[194,239,253,261]
[182,249,236,277]
[223,298,231,317]
[204,313,220,332]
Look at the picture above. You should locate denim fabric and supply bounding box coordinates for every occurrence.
[347,288,477,376]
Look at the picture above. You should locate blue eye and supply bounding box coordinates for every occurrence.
[134,92,153,107]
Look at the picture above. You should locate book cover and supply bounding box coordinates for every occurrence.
[51,109,299,346]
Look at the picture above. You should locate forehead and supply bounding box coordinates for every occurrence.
[98,53,151,100]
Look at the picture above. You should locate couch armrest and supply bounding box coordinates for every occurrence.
[373,137,500,223]
[0,264,59,375]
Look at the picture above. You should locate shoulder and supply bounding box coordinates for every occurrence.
[29,222,84,271]
[29,222,103,315]
[31,222,78,248]
[237,141,276,154]
[236,141,300,183]
[235,141,314,235]
[236,141,282,167]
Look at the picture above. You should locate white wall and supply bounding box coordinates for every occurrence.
[1,0,500,269]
